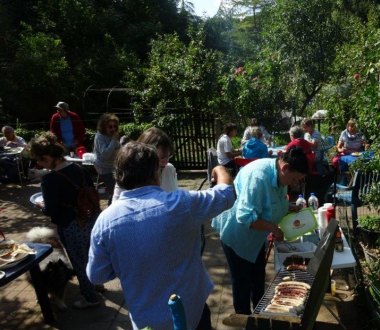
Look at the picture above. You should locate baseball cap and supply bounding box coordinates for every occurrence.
[54,101,69,111]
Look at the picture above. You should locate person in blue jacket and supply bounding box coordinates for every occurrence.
[242,127,269,159]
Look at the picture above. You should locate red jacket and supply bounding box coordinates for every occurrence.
[50,111,85,146]
[286,139,316,173]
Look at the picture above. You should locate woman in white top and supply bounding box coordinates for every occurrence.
[112,127,178,202]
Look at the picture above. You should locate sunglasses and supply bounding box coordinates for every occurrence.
[107,125,118,129]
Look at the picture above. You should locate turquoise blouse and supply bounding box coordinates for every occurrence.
[212,158,289,262]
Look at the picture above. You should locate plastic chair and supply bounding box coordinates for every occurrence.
[198,148,218,191]
[335,170,380,230]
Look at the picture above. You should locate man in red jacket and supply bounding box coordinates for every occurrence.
[50,101,85,151]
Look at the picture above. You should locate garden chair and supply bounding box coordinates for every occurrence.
[335,170,380,231]
[197,147,218,255]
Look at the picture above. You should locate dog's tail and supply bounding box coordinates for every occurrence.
[26,226,56,243]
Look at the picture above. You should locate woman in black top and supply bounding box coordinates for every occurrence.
[29,132,100,309]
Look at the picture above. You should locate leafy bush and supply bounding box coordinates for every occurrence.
[119,122,153,141]
[358,215,380,232]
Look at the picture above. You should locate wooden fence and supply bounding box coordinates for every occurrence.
[165,112,218,170]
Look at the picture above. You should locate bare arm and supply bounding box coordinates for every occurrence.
[250,219,284,241]
[211,165,233,185]
[337,140,345,153]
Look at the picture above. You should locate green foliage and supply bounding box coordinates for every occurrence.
[264,0,343,115]
[315,4,380,140]
[125,31,224,123]
[119,122,153,141]
[358,215,380,232]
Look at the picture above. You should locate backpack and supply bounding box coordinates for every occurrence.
[56,168,101,227]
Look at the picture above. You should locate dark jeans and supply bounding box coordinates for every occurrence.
[221,242,266,315]
[99,172,115,205]
[195,303,211,330]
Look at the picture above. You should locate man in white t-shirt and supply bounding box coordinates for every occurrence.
[217,123,239,174]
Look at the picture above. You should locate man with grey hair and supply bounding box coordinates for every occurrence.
[0,125,26,182]
[287,125,313,154]
[87,141,236,330]
[50,101,85,150]
[0,126,26,148]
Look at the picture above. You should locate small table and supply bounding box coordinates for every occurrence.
[339,151,374,172]
[65,153,95,165]
[274,231,356,271]
[0,243,54,324]
[268,145,286,157]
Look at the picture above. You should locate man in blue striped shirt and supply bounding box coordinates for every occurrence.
[87,141,235,330]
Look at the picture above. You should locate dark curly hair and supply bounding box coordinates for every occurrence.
[29,131,66,160]
[280,146,308,174]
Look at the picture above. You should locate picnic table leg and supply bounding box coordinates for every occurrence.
[29,264,55,324]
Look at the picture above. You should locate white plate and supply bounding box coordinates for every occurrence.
[0,270,5,279]
[0,253,30,270]
[30,192,44,205]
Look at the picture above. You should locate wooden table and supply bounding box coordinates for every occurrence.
[0,243,54,324]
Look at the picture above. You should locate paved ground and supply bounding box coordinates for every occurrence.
[0,173,369,329]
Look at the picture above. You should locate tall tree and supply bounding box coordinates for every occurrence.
[264,0,343,115]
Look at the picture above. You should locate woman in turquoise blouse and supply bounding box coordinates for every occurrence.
[212,147,308,315]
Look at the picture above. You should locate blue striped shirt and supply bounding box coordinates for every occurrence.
[87,184,235,330]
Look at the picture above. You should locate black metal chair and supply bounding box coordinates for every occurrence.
[198,148,218,255]
[335,170,380,230]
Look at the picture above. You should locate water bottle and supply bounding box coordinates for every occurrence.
[307,193,319,211]
[295,194,307,208]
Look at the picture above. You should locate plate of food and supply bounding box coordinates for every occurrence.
[279,208,318,241]
[0,241,36,270]
[30,192,44,205]
[351,152,362,157]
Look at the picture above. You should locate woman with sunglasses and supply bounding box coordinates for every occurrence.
[112,127,178,202]
[94,113,120,204]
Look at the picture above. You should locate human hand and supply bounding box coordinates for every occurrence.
[211,165,233,186]
[288,203,302,213]
[272,226,284,241]
[36,201,45,209]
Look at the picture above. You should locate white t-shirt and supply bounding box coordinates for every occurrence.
[217,134,233,165]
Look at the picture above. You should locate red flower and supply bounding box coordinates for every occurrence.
[353,73,361,80]
[235,67,245,75]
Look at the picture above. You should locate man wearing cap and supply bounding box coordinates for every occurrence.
[50,101,85,150]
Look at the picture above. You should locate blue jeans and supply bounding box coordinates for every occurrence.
[221,242,266,315]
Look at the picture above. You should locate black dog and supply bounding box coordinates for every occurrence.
[40,259,75,310]
[26,227,74,310]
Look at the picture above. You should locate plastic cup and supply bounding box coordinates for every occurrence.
[70,151,74,158]
[331,280,336,296]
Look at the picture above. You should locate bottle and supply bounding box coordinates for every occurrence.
[296,194,307,208]
[307,193,319,211]
[326,206,335,223]
[168,294,187,330]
